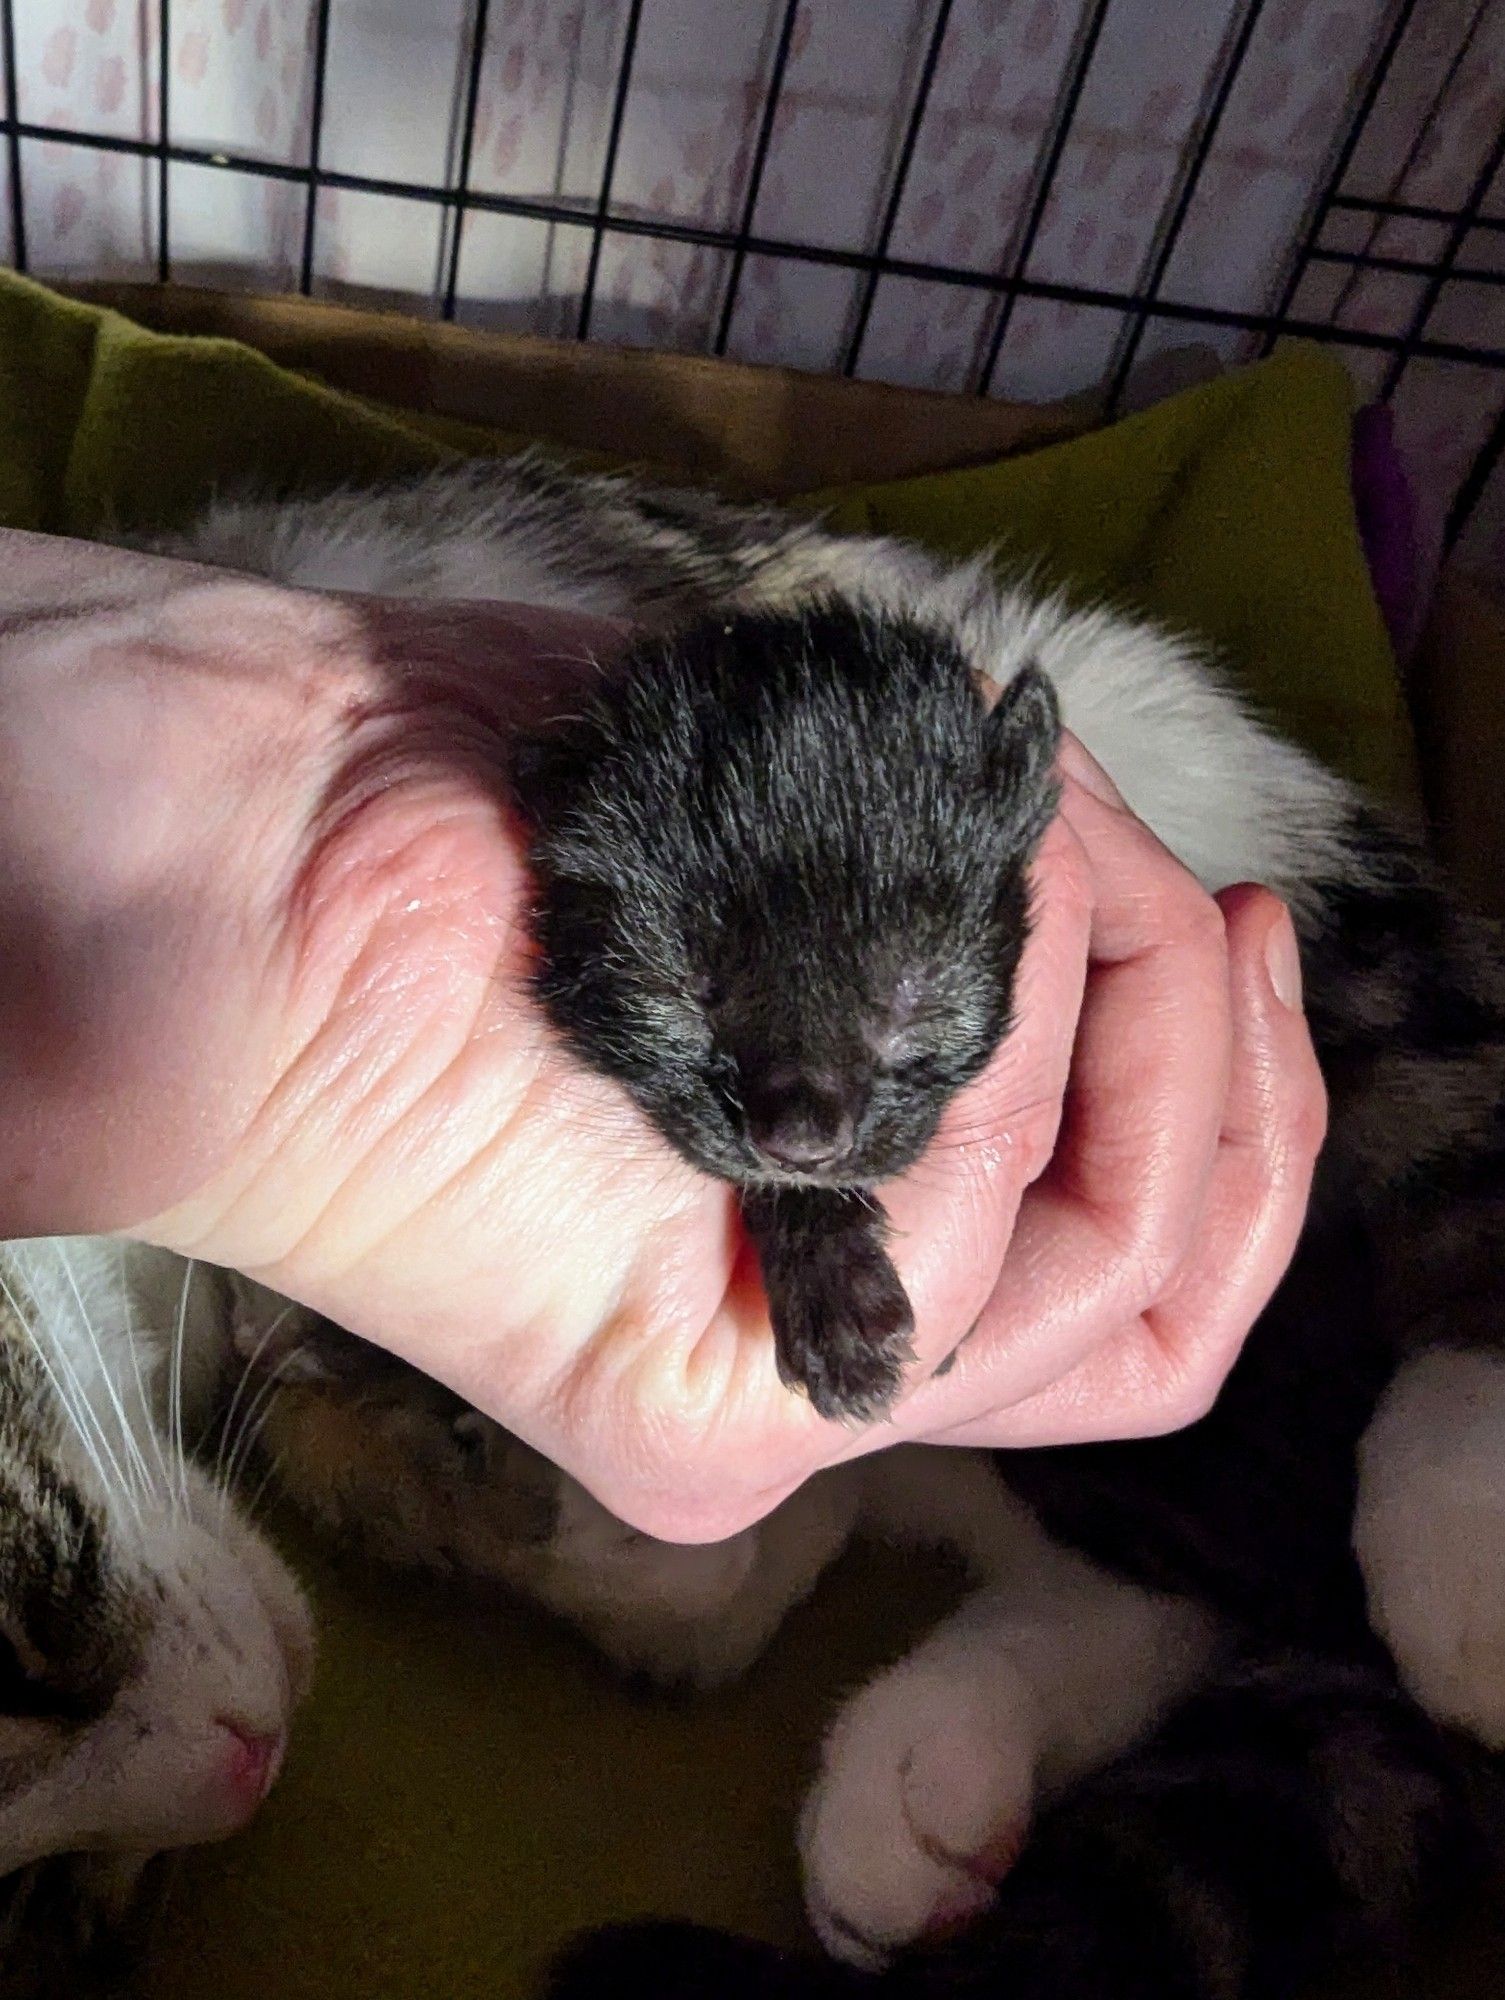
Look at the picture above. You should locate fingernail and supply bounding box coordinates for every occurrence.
[1264,908,1303,1011]
[1057,732,1127,808]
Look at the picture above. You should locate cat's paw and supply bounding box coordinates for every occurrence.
[798,1656,1036,1968]
[1357,1348,1505,1748]
[771,1236,915,1424]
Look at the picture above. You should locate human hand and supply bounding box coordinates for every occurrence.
[0,529,1325,1539]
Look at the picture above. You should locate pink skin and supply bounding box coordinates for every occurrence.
[0,530,1327,1542]
[213,1719,285,1826]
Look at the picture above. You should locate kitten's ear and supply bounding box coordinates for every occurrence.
[984,661,1061,850]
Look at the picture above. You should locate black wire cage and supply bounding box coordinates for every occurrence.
[1,0,1501,560]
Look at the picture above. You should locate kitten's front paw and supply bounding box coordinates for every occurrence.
[798,1657,1036,1967]
[1357,1348,1505,1747]
[771,1239,915,1423]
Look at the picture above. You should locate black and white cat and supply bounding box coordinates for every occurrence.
[0,1239,312,1997]
[142,456,1504,1999]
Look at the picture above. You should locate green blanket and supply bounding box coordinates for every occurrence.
[0,270,1412,802]
[0,272,1461,2000]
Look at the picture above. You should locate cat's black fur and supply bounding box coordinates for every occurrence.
[512,604,1060,1419]
[548,1656,1492,2000]
[506,594,1505,1999]
[541,801,1505,2000]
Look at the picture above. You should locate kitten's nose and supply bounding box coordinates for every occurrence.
[744,1070,855,1172]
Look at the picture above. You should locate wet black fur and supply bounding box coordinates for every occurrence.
[512,604,1060,1418]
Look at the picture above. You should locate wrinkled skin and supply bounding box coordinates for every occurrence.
[0,529,1325,1540]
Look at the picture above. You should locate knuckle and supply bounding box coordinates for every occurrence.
[1112,1202,1189,1310]
[1283,1064,1330,1163]
[1012,1097,1064,1186]
[1176,888,1231,964]
[598,1460,763,1545]
[1145,1350,1228,1434]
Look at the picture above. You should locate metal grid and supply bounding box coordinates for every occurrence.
[1,0,1502,549]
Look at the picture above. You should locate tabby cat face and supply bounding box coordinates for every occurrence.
[0,1261,312,1880]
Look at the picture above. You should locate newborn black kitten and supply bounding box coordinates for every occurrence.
[512,604,1060,1421]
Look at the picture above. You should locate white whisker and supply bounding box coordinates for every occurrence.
[240,1441,287,1532]
[0,1263,137,1520]
[54,1242,152,1500]
[116,1240,172,1501]
[215,1304,296,1497]
[170,1259,194,1515]
[218,1356,296,1528]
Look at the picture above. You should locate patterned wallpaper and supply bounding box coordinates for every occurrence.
[3,0,1503,583]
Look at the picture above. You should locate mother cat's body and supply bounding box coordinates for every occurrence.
[149,460,1505,2000]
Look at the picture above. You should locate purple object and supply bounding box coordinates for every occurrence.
[1350,403,1422,658]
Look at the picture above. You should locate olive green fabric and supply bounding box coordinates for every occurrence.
[807,354,1417,804]
[0,269,1412,803]
[0,270,1475,2000]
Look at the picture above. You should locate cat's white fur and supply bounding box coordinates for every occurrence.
[1355,1346,1505,1750]
[0,1238,311,1877]
[157,489,1354,912]
[799,1569,1216,1965]
[500,1434,1221,1963]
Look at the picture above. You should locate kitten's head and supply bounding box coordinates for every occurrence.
[514,606,1060,1187]
[0,1250,312,1893]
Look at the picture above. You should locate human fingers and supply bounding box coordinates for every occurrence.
[884,734,1237,1440]
[924,885,1325,1446]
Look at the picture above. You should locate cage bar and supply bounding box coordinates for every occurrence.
[576,0,645,342]
[1311,245,1505,286]
[1106,0,1270,412]
[712,0,801,358]
[1323,0,1491,333]
[1448,394,1505,551]
[0,0,1496,546]
[1382,118,1505,400]
[1262,0,1424,354]
[976,0,1113,397]
[0,0,23,273]
[441,0,492,320]
[299,0,334,295]
[1329,193,1505,230]
[157,0,170,280]
[841,0,954,377]
[0,112,1499,373]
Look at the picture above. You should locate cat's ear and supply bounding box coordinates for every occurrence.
[984,661,1061,850]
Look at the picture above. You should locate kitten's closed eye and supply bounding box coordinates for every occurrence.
[883,1053,947,1092]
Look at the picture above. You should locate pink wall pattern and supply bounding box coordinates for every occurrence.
[3,0,1502,580]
